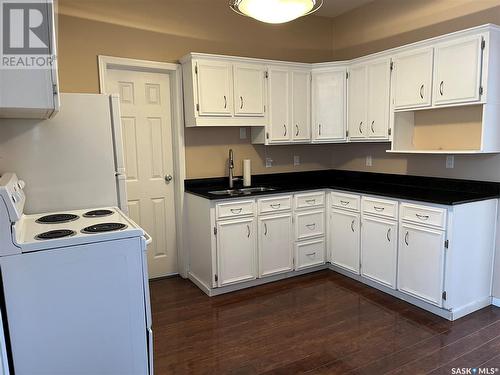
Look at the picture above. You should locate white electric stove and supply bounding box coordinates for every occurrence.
[0,173,153,375]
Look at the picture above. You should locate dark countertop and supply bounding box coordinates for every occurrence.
[185,170,500,206]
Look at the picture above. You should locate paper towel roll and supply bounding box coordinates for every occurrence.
[243,159,251,187]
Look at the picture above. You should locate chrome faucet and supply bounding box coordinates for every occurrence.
[228,149,240,188]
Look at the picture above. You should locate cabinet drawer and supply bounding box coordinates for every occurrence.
[331,192,360,211]
[362,197,398,219]
[295,210,325,241]
[216,200,255,220]
[400,203,447,229]
[294,192,325,210]
[257,195,292,214]
[295,238,326,270]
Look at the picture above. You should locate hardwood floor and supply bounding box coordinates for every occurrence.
[150,270,500,374]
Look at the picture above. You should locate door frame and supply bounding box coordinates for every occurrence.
[98,55,187,278]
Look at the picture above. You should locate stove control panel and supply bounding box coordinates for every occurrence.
[0,173,26,222]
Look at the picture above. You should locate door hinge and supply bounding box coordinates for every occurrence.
[214,227,217,236]
[52,84,58,95]
[346,72,349,79]
[196,103,200,112]
[195,64,198,74]
[264,105,266,113]
[481,38,486,50]
[442,291,447,301]
[346,130,349,137]
[215,274,218,282]
[388,128,392,136]
[444,240,449,249]
[479,86,484,96]
[390,61,394,71]
[266,132,270,139]
[265,71,269,79]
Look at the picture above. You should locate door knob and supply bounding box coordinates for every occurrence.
[165,174,173,183]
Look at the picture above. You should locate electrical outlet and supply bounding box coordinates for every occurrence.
[366,155,373,167]
[239,127,247,139]
[446,155,455,169]
[294,155,300,166]
[265,158,273,168]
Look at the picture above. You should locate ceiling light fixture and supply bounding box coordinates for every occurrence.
[230,0,323,24]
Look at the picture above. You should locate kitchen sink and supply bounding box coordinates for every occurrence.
[209,186,276,196]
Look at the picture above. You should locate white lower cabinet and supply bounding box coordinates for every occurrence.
[216,217,257,287]
[398,223,445,307]
[361,216,397,289]
[330,209,360,274]
[258,213,293,277]
[295,238,326,271]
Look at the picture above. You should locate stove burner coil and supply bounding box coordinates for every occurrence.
[36,214,79,224]
[81,223,127,234]
[83,209,114,218]
[35,229,77,240]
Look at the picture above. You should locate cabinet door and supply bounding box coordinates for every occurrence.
[330,210,360,274]
[217,218,257,286]
[347,65,368,140]
[292,70,311,142]
[361,216,397,289]
[398,223,445,307]
[367,59,391,139]
[258,214,293,277]
[196,60,233,116]
[433,36,483,106]
[393,48,433,109]
[312,70,346,142]
[268,68,291,142]
[234,64,266,117]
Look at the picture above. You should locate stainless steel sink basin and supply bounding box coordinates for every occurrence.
[209,186,276,196]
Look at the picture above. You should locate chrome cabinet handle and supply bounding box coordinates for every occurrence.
[415,213,429,221]
[283,124,287,137]
[374,206,385,212]
[318,124,322,136]
[264,223,268,236]
[405,231,409,246]
[240,96,244,109]
[270,203,281,209]
[230,208,242,214]
[305,199,316,205]
[224,95,227,109]
[420,84,424,99]
[164,174,173,183]
[340,200,350,206]
[439,81,444,96]
[246,225,251,238]
[306,252,316,257]
[359,121,363,134]
[371,121,375,133]
[387,228,391,242]
[351,219,355,232]
[295,124,299,137]
[306,223,316,230]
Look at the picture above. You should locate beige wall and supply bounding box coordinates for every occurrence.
[57,0,335,179]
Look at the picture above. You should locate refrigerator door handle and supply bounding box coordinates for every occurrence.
[147,327,153,375]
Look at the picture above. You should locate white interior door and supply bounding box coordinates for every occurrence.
[107,69,177,278]
[312,70,346,142]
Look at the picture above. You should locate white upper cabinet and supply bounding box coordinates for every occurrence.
[348,65,368,140]
[267,67,291,143]
[433,36,484,106]
[196,60,233,117]
[0,0,59,119]
[392,48,434,109]
[233,63,266,117]
[367,59,391,139]
[291,70,311,142]
[312,69,347,143]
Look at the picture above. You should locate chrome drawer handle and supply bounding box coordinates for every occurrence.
[420,84,424,99]
[295,124,300,137]
[371,121,375,133]
[306,223,316,230]
[264,223,268,236]
[359,121,363,134]
[318,124,322,136]
[306,252,316,257]
[270,203,281,209]
[224,95,227,109]
[405,231,409,246]
[374,206,385,212]
[283,124,287,137]
[230,208,243,214]
[240,96,244,109]
[340,200,350,206]
[439,81,444,96]
[246,225,251,238]
[351,219,355,232]
[415,213,429,221]
[305,199,316,205]
[387,228,391,242]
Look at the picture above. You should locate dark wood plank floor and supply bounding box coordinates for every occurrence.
[150,270,500,374]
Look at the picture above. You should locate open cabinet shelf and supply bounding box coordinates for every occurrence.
[389,104,500,154]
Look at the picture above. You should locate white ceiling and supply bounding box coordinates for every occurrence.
[315,0,374,18]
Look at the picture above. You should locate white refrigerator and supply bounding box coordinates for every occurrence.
[0,93,127,213]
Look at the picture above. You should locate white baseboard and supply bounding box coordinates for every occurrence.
[493,297,500,307]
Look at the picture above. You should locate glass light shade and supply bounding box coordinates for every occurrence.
[230,0,322,24]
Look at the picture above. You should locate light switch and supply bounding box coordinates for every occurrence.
[446,155,454,169]
[294,155,300,166]
[239,128,247,139]
[366,155,373,167]
[265,158,273,168]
